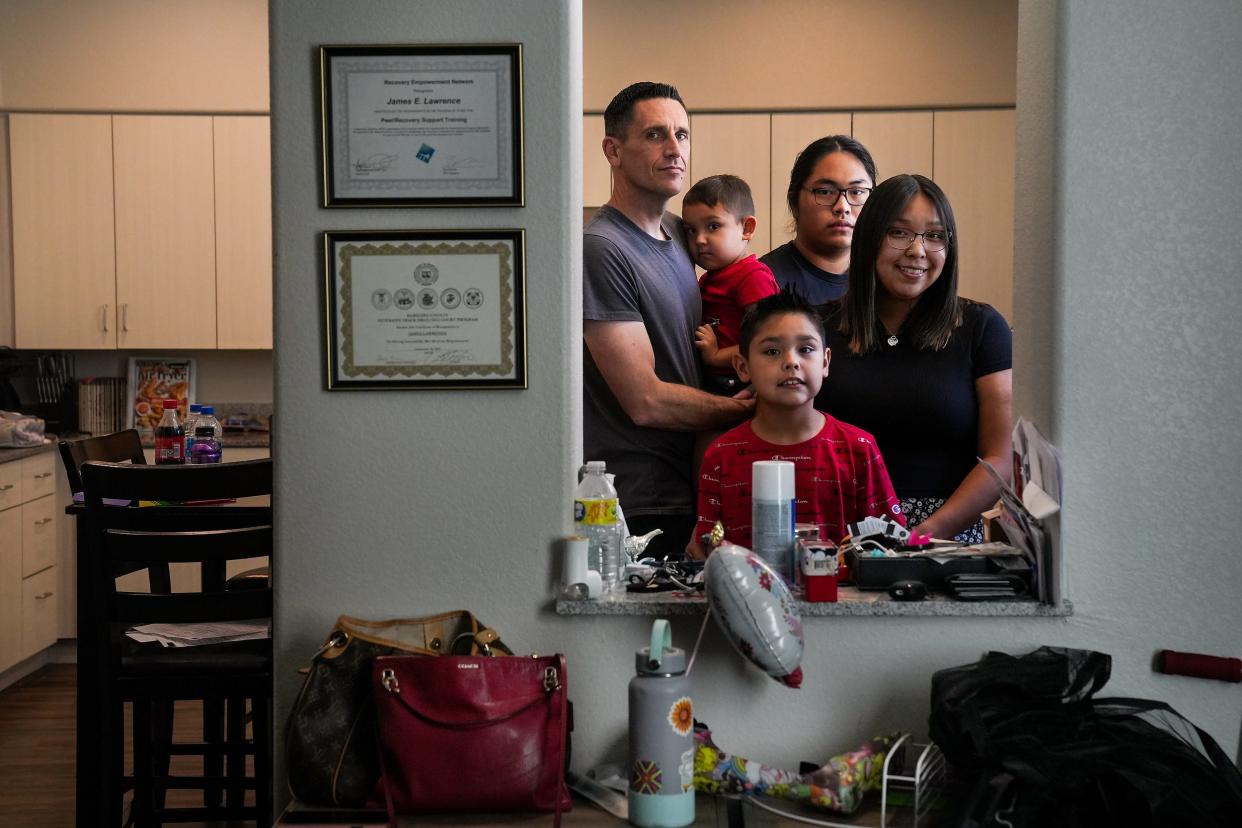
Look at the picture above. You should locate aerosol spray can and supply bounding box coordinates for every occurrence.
[628,619,694,828]
[752,460,796,582]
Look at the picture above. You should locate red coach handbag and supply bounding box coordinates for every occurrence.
[372,653,572,827]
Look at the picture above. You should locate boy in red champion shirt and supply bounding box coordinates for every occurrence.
[683,174,780,393]
[686,288,905,559]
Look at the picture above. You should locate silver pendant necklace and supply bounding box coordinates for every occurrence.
[886,333,899,347]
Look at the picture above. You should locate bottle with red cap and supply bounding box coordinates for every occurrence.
[154,398,186,465]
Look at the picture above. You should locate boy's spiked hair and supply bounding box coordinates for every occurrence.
[738,286,826,358]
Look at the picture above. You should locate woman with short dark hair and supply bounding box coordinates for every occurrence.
[815,174,1013,542]
[760,135,877,305]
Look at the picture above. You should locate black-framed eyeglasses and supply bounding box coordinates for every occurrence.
[883,227,951,253]
[804,185,872,207]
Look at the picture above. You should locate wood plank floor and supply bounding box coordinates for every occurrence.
[0,663,259,827]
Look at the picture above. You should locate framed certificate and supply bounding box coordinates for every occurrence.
[323,230,527,390]
[319,44,524,207]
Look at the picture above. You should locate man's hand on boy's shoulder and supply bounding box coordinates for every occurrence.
[732,385,755,401]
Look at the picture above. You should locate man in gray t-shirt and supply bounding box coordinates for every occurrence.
[583,82,752,558]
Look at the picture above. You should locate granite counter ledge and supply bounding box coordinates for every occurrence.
[138,431,271,449]
[557,589,1073,618]
[0,439,59,465]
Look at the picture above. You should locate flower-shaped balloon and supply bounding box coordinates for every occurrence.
[704,543,804,687]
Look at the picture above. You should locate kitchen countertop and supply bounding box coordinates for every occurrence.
[0,428,271,465]
[557,588,1073,617]
[0,439,58,464]
[139,430,271,449]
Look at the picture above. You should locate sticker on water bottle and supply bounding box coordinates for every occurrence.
[574,498,617,525]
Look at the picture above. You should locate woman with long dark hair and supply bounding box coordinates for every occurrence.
[815,174,1012,542]
[760,135,877,305]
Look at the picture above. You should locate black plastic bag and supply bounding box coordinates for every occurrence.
[929,646,1242,828]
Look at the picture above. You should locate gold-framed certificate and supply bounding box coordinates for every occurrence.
[323,230,527,390]
[319,44,524,207]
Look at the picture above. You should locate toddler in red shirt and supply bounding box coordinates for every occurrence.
[683,174,780,393]
[687,289,905,558]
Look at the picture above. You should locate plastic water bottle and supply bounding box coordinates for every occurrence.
[629,619,694,827]
[574,461,621,591]
[189,427,222,464]
[199,406,223,441]
[184,403,202,456]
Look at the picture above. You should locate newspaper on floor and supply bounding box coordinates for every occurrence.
[126,620,270,648]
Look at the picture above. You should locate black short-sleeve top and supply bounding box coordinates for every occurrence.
[814,300,1013,500]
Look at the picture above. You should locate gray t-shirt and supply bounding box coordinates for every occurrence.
[583,205,702,517]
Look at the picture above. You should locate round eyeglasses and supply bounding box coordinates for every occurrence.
[804,185,872,207]
[884,227,951,253]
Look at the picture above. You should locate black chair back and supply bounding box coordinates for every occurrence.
[80,459,274,635]
[58,429,147,497]
[78,458,275,826]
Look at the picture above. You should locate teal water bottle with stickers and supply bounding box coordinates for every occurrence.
[628,619,694,827]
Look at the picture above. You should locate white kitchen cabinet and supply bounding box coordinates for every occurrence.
[113,115,218,349]
[0,507,21,671]
[9,114,118,348]
[21,566,59,661]
[214,116,273,349]
[7,113,273,349]
[0,451,63,671]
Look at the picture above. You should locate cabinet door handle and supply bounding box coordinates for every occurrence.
[35,592,54,600]
[34,472,53,480]
[102,304,110,332]
[0,484,14,492]
[121,303,129,332]
[34,517,53,526]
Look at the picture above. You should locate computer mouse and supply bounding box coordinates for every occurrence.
[888,580,928,601]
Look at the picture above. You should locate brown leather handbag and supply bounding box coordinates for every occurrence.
[372,653,571,827]
[285,612,509,806]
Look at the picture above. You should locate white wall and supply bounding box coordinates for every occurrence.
[1038,0,1242,747]
[271,0,1242,803]
[268,0,585,797]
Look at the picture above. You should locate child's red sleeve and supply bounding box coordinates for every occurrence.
[858,443,906,526]
[735,261,780,307]
[695,445,724,543]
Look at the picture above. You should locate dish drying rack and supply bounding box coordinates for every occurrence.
[732,733,947,827]
[878,734,947,827]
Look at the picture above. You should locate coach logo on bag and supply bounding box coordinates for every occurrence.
[458,663,480,669]
[543,666,561,691]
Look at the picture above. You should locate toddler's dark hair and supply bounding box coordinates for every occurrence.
[738,286,825,357]
[683,174,755,220]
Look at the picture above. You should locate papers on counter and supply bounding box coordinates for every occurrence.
[977,417,1065,605]
[126,621,270,648]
